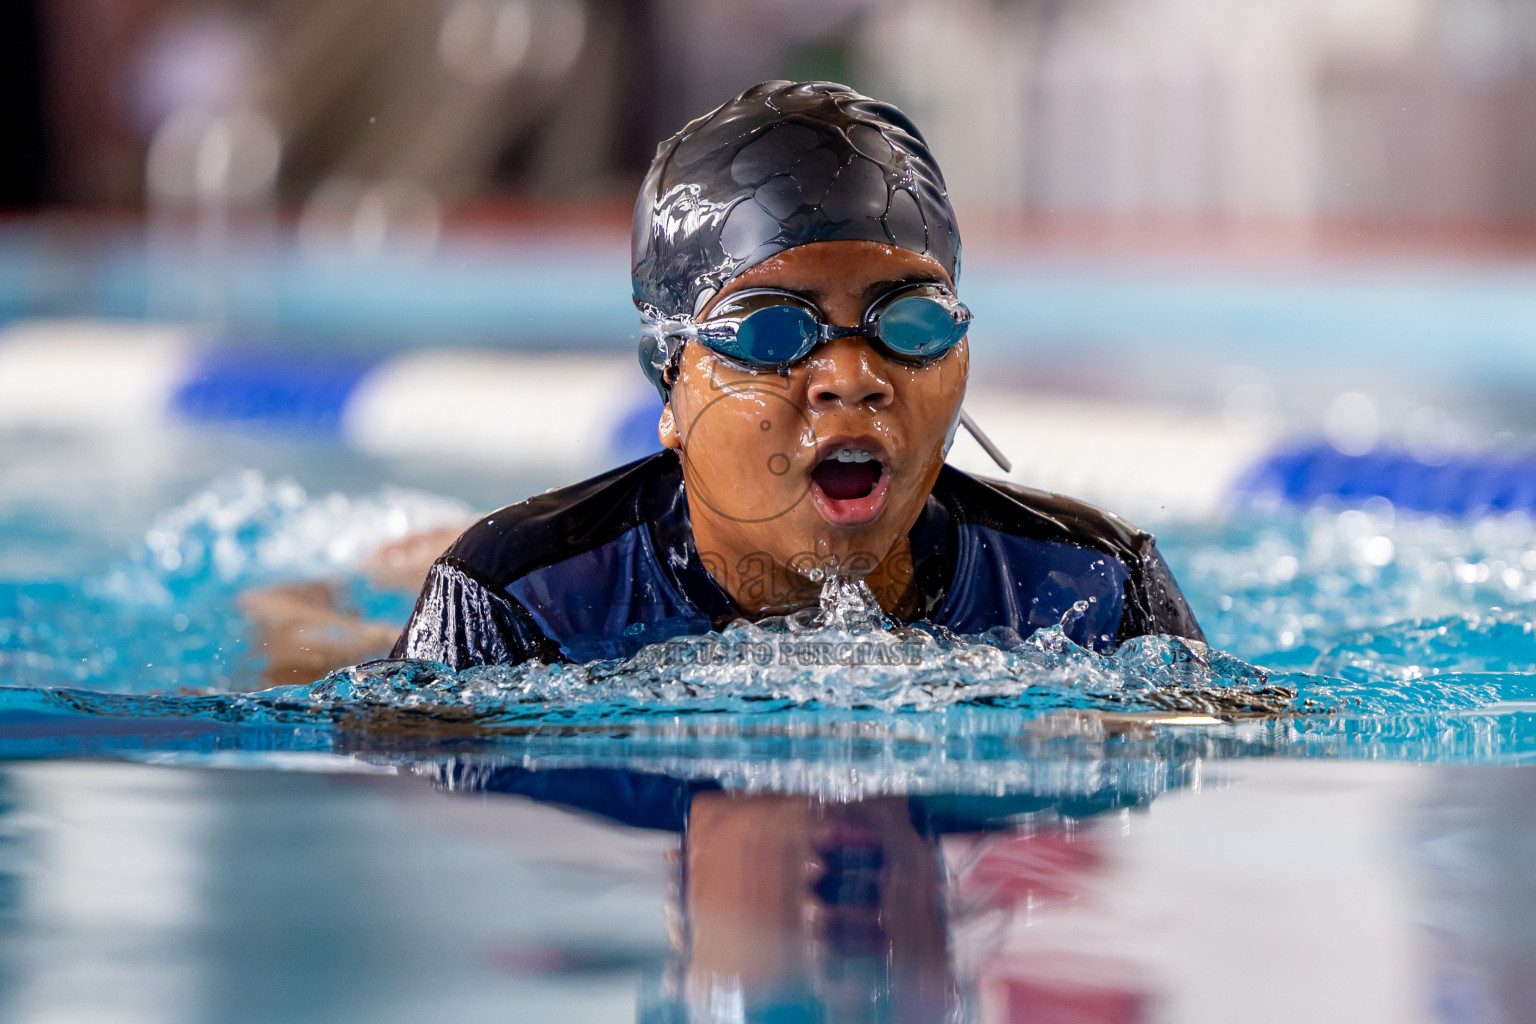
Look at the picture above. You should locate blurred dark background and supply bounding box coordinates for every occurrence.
[0,0,49,207]
[9,0,1536,229]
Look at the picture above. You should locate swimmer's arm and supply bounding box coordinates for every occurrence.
[1121,540,1206,644]
[363,526,468,590]
[239,582,400,687]
[392,557,561,669]
[240,524,472,687]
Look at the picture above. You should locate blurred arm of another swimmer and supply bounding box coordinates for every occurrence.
[239,525,468,687]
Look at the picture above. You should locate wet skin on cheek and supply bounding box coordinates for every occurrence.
[658,240,969,617]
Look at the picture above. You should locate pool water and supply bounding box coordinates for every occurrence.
[3,431,1536,1022]
[2,755,1532,1022]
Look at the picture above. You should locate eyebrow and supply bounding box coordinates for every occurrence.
[714,273,947,317]
[775,274,947,309]
[857,274,946,303]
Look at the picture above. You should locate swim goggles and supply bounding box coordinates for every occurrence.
[637,284,1014,474]
[638,283,972,375]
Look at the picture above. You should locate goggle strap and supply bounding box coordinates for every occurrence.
[960,410,1012,474]
[636,301,698,397]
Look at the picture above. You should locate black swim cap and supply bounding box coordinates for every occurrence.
[632,80,962,395]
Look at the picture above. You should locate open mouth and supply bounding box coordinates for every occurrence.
[809,441,891,526]
[811,449,884,501]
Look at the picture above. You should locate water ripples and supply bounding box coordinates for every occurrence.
[2,472,1536,780]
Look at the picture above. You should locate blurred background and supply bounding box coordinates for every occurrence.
[8,0,1536,519]
[15,0,1536,220]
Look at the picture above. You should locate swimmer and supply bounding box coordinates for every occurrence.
[394,81,1203,668]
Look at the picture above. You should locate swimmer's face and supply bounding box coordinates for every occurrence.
[660,240,968,608]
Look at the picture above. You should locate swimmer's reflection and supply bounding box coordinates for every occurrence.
[668,792,954,1023]
[427,761,1164,1023]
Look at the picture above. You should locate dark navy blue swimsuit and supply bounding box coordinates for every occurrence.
[392,450,1203,668]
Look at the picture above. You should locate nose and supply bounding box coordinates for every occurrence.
[806,337,894,412]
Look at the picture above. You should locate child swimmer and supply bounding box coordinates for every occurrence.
[394,81,1203,669]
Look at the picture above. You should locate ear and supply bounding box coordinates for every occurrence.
[658,402,682,450]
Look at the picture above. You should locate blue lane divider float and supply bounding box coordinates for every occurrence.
[1239,444,1536,517]
[170,350,377,434]
[609,392,667,463]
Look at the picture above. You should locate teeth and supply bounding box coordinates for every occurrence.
[833,449,873,464]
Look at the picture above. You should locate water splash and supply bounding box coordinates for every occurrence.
[1168,503,1536,665]
[99,468,471,603]
[306,574,1305,719]
[0,471,468,692]
[6,474,1536,784]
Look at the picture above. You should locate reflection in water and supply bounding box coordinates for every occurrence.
[655,794,1162,1024]
[0,772,22,1010]
[951,830,1152,1023]
[437,760,1155,1023]
[664,794,953,1023]
[0,761,672,1024]
[429,757,1536,1024]
[7,757,1536,1022]
[1412,768,1536,1023]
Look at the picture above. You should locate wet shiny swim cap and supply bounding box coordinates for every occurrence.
[632,80,962,395]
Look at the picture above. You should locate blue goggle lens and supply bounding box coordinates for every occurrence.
[876,295,967,358]
[711,296,965,367]
[731,304,820,365]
